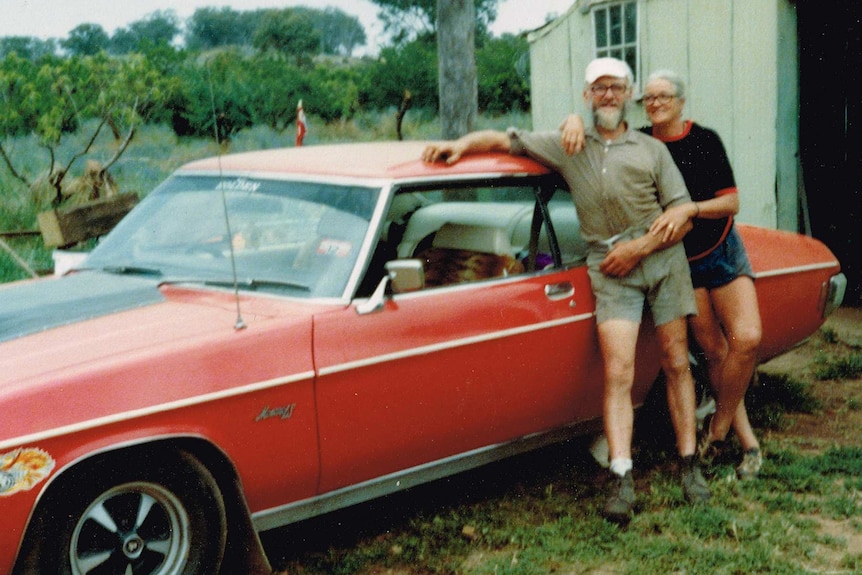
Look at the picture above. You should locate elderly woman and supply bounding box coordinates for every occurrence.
[562,70,763,479]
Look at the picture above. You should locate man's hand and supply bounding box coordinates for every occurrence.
[421,130,512,165]
[560,114,586,156]
[599,239,645,278]
[422,141,467,165]
[648,203,697,244]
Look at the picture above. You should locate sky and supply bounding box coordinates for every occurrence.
[0,0,574,54]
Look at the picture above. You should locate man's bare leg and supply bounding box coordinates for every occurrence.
[657,316,711,502]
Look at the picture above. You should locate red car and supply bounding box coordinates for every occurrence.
[0,142,846,575]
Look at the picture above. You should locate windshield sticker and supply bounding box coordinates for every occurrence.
[317,239,353,257]
[215,178,261,193]
[0,448,56,497]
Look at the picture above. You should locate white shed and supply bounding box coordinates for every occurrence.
[527,0,800,232]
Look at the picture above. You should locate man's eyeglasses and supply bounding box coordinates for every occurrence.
[589,83,628,97]
[642,93,676,105]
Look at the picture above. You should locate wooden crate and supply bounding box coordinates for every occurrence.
[37,193,139,248]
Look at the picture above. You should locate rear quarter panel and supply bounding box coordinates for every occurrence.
[740,224,842,360]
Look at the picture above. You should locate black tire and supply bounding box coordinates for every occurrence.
[32,449,226,575]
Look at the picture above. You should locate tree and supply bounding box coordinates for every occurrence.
[371,0,500,44]
[0,36,58,61]
[360,40,438,111]
[169,51,254,142]
[61,23,110,56]
[476,33,530,114]
[252,9,321,66]
[316,7,367,56]
[185,7,257,50]
[110,10,180,54]
[0,53,174,205]
[436,0,477,138]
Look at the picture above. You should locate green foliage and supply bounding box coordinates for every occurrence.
[186,7,264,51]
[371,0,501,44]
[477,34,531,114]
[252,9,321,66]
[61,24,110,56]
[109,10,180,55]
[184,7,366,56]
[0,36,58,61]
[361,41,439,110]
[170,51,254,141]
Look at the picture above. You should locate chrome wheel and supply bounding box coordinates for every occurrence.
[69,481,190,575]
[28,450,226,575]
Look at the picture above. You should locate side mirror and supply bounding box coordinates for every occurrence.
[386,259,425,294]
[355,259,425,315]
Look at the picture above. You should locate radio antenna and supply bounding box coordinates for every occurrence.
[207,64,246,331]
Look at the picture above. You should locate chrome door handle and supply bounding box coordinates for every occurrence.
[544,282,575,301]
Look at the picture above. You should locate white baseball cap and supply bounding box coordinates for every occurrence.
[585,57,634,85]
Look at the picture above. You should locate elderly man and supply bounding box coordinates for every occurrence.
[422,57,710,523]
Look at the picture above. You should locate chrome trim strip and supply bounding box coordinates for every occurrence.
[318,312,595,376]
[251,418,602,532]
[174,170,393,188]
[0,371,315,451]
[753,261,839,279]
[174,171,544,188]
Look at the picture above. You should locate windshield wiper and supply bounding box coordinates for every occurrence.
[99,265,164,277]
[162,277,311,292]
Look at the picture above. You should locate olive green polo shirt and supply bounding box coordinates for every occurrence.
[507,125,691,245]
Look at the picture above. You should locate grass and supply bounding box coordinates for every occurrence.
[263,441,862,574]
[0,109,532,282]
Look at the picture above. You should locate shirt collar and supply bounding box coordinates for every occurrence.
[586,122,636,145]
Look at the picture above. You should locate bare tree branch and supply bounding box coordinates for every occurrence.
[0,142,31,188]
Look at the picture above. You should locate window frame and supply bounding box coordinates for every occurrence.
[590,0,640,88]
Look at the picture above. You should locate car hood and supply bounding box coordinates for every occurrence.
[1,272,320,444]
[0,272,166,344]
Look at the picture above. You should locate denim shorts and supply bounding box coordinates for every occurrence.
[688,225,754,290]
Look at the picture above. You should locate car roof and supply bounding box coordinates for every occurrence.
[177,141,552,181]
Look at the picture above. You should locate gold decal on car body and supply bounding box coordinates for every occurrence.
[256,404,297,421]
[0,448,56,496]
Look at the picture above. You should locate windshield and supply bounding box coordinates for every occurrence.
[84,175,380,298]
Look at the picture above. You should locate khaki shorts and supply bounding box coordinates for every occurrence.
[587,242,696,326]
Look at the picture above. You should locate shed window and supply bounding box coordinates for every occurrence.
[592,1,638,83]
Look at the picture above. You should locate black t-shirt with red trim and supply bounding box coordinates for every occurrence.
[640,121,736,260]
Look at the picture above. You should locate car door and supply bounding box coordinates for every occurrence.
[310,180,660,494]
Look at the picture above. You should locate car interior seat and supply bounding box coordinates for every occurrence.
[415,223,524,287]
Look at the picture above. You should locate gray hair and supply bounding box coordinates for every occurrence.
[646,69,686,99]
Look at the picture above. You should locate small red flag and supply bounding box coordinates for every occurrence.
[296,100,307,146]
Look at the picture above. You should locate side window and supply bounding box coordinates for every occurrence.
[385,183,570,290]
[395,186,533,289]
[546,189,588,266]
[593,1,639,85]
[355,180,590,297]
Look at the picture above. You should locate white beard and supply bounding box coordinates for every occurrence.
[594,105,625,131]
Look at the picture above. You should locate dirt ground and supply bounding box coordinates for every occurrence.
[757,306,862,558]
[759,306,862,450]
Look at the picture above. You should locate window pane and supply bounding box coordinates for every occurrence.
[609,4,622,45]
[624,47,636,73]
[595,9,608,48]
[624,2,637,43]
[611,48,623,60]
